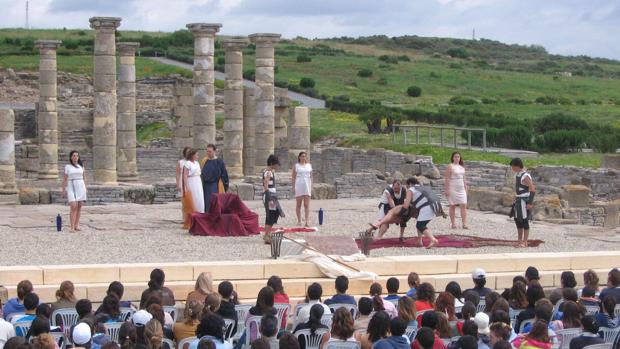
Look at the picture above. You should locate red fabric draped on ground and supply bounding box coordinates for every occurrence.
[356,234,544,249]
[258,226,319,233]
[189,193,260,236]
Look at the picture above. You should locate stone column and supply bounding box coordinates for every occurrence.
[243,88,256,176]
[222,38,248,179]
[249,33,281,173]
[0,109,18,204]
[288,106,311,166]
[116,42,139,182]
[186,23,221,155]
[90,17,121,184]
[35,40,62,179]
[274,87,291,150]
[173,81,193,149]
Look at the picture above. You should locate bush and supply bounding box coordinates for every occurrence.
[447,47,470,59]
[77,30,87,36]
[534,113,589,133]
[296,54,312,63]
[243,69,255,81]
[397,55,411,62]
[429,72,441,78]
[535,96,558,105]
[481,98,498,104]
[357,69,373,77]
[378,55,399,64]
[506,98,531,105]
[299,77,315,88]
[535,130,587,152]
[589,126,620,153]
[449,96,478,105]
[406,86,422,97]
[216,56,225,65]
[63,40,79,50]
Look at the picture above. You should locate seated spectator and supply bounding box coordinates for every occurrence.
[279,332,300,349]
[519,299,558,345]
[525,267,540,286]
[96,295,123,323]
[489,310,517,341]
[456,302,476,335]
[187,272,214,305]
[509,281,529,310]
[552,301,581,331]
[0,300,15,348]
[493,340,512,349]
[139,269,175,309]
[398,296,418,332]
[445,282,464,309]
[355,297,373,331]
[72,322,93,349]
[416,283,436,313]
[373,317,409,349]
[25,316,50,340]
[34,305,59,332]
[145,303,173,339]
[144,319,163,349]
[512,320,553,349]
[12,292,39,333]
[118,322,138,349]
[370,283,398,318]
[4,337,26,349]
[297,283,330,325]
[600,269,620,303]
[216,281,238,336]
[132,310,153,346]
[435,312,452,340]
[452,335,478,349]
[413,325,446,349]
[321,308,357,349]
[268,276,289,329]
[569,315,605,349]
[105,281,132,308]
[578,286,600,308]
[3,281,33,321]
[324,276,356,306]
[259,315,278,341]
[173,301,202,342]
[293,304,329,349]
[581,270,600,297]
[515,284,545,333]
[250,338,269,349]
[31,333,56,349]
[76,299,96,324]
[51,281,77,312]
[595,295,619,328]
[406,273,420,299]
[484,292,501,313]
[190,313,231,349]
[550,272,577,305]
[385,278,401,302]
[238,287,277,348]
[489,322,512,347]
[200,339,217,349]
[435,293,458,337]
[465,268,492,297]
[474,313,491,349]
[202,294,222,318]
[461,290,479,308]
[490,298,510,315]
[359,311,390,349]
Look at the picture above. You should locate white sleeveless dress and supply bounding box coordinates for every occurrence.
[447,164,467,205]
[184,160,205,213]
[65,164,87,202]
[294,163,312,197]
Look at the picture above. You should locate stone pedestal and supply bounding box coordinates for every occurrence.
[222,38,248,179]
[243,88,256,176]
[116,42,139,182]
[560,184,591,208]
[90,17,122,184]
[288,106,311,167]
[186,23,222,155]
[0,109,18,204]
[173,81,193,149]
[35,40,62,179]
[249,33,281,173]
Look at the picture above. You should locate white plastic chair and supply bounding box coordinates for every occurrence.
[556,328,582,349]
[582,344,610,349]
[7,313,25,323]
[163,305,178,323]
[519,318,536,334]
[294,328,329,349]
[235,304,252,342]
[274,303,291,330]
[614,305,620,319]
[13,321,32,337]
[405,326,417,341]
[327,304,359,320]
[320,314,333,328]
[476,299,486,313]
[120,307,135,322]
[50,332,68,349]
[162,338,175,349]
[104,322,124,343]
[509,308,523,327]
[223,318,236,341]
[324,341,361,349]
[584,305,600,316]
[50,308,80,340]
[599,327,620,344]
[245,315,263,349]
[268,338,279,349]
[178,336,197,349]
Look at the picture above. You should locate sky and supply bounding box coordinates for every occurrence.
[1,0,619,60]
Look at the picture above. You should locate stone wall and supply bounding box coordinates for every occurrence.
[531,166,620,201]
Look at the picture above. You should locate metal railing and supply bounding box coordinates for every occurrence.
[391,124,487,150]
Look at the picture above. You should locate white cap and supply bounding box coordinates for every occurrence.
[474,312,490,336]
[72,322,92,345]
[472,268,486,280]
[132,309,153,326]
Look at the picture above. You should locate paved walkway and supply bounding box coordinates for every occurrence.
[147,57,326,109]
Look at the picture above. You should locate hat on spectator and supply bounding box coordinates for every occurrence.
[72,322,92,345]
[132,309,153,326]
[474,312,490,336]
[472,268,486,280]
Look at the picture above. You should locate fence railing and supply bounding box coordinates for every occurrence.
[391,124,487,150]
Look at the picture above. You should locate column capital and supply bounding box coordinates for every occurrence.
[117,42,140,56]
[249,33,281,45]
[222,37,249,51]
[186,23,222,36]
[35,40,62,50]
[89,17,122,30]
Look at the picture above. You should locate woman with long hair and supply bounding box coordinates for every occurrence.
[445,151,468,229]
[144,319,164,349]
[139,269,176,309]
[398,296,417,329]
[359,311,390,349]
[119,322,138,349]
[513,320,552,349]
[187,272,214,304]
[176,146,192,224]
[96,294,122,323]
[321,307,358,349]
[61,150,87,231]
[173,300,202,342]
[201,293,221,317]
[292,151,313,227]
[435,292,459,337]
[50,280,77,312]
[510,281,529,310]
[193,313,232,349]
[267,275,289,329]
[293,304,330,349]
[369,283,398,318]
[415,282,436,312]
[582,270,600,295]
[552,300,582,331]
[183,148,205,215]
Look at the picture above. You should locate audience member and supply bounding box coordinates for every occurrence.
[451,335,477,349]
[31,333,55,349]
[278,332,300,349]
[76,299,94,321]
[355,297,373,331]
[25,316,50,340]
[600,269,620,303]
[321,308,358,348]
[216,281,238,337]
[359,311,389,349]
[3,281,33,321]
[370,283,398,318]
[294,304,329,349]
[118,322,139,349]
[398,296,418,331]
[0,300,15,348]
[105,282,132,308]
[595,295,619,328]
[258,315,278,340]
[509,281,529,310]
[324,276,356,306]
[581,270,600,296]
[515,284,545,333]
[512,320,552,349]
[385,278,401,302]
[187,272,214,305]
[525,267,540,286]
[569,315,605,349]
[414,327,442,349]
[12,292,39,335]
[139,269,175,308]
[144,319,163,349]
[373,317,409,349]
[250,338,269,349]
[553,301,582,331]
[456,302,476,335]
[445,282,464,309]
[407,273,420,299]
[190,313,231,349]
[72,322,93,349]
[461,291,480,308]
[435,293,458,336]
[490,298,510,315]
[493,340,511,349]
[297,283,330,325]
[489,322,511,347]
[578,287,600,308]
[435,312,452,339]
[416,283,436,313]
[96,295,123,323]
[474,312,491,349]
[50,281,77,312]
[173,300,202,342]
[484,292,501,313]
[267,276,289,329]
[550,272,577,305]
[465,268,492,297]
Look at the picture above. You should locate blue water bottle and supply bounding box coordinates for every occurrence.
[318,208,324,225]
[56,214,62,232]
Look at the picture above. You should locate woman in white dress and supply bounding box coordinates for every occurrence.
[61,151,87,231]
[176,147,191,222]
[292,152,313,226]
[444,152,468,229]
[183,149,205,214]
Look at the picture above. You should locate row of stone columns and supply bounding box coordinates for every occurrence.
[0,109,18,203]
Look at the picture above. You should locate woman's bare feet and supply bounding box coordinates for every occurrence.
[451,224,457,229]
[462,225,469,230]
[426,238,439,249]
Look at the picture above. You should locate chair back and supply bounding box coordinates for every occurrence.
[295,303,305,317]
[269,338,280,349]
[584,305,600,316]
[614,305,620,319]
[519,318,536,333]
[551,300,564,321]
[274,303,291,330]
[556,328,582,349]
[509,308,523,327]
[235,304,252,341]
[295,328,329,349]
[50,332,68,349]
[13,321,32,337]
[405,326,417,341]
[327,304,359,320]
[50,308,80,340]
[320,314,333,328]
[245,315,263,348]
[163,305,178,323]
[476,298,486,313]
[7,313,25,323]
[104,322,124,343]
[162,338,175,349]
[600,327,620,344]
[178,337,197,349]
[324,341,361,349]
[581,344,610,349]
[223,318,236,341]
[120,307,135,322]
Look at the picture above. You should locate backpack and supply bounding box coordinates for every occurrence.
[412,185,447,219]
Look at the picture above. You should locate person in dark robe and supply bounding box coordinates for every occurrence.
[200,144,229,211]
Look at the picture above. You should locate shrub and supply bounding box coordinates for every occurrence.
[535,130,587,152]
[378,55,399,64]
[299,77,315,88]
[357,69,373,77]
[63,40,79,50]
[243,69,255,81]
[506,98,531,105]
[216,56,225,65]
[502,126,533,150]
[534,113,589,133]
[535,96,558,105]
[397,55,411,62]
[481,98,498,104]
[447,47,470,59]
[406,86,422,97]
[589,126,620,153]
[296,54,312,63]
[449,96,478,105]
[77,30,87,36]
[429,72,441,78]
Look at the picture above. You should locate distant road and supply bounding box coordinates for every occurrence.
[147,57,326,109]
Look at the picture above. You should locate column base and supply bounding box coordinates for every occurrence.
[117,174,139,182]
[0,194,20,205]
[38,173,59,180]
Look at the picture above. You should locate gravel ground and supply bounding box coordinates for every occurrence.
[0,199,618,266]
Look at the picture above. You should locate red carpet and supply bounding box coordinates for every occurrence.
[259,226,319,233]
[356,234,543,249]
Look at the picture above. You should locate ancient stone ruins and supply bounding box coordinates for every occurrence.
[0,17,618,229]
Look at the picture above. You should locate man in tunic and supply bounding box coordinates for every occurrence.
[200,144,229,212]
[509,158,536,248]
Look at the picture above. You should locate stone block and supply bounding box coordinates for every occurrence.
[192,261,264,280]
[42,265,120,284]
[570,252,620,270]
[228,183,254,201]
[511,253,571,271]
[560,185,590,208]
[348,258,397,276]
[0,266,44,285]
[19,187,40,204]
[263,260,324,279]
[467,188,506,212]
[385,255,458,275]
[456,254,518,273]
[39,188,51,204]
[165,281,196,301]
[311,183,337,200]
[532,195,563,220]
